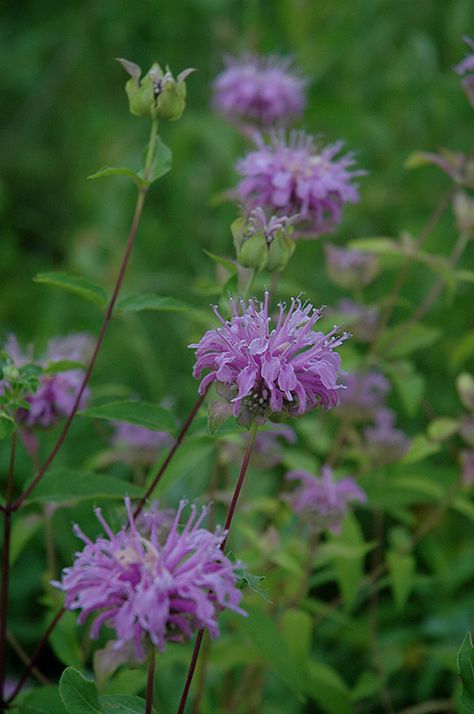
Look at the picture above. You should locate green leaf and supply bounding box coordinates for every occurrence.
[331,513,365,610]
[457,632,474,712]
[99,695,151,714]
[20,686,66,714]
[0,412,16,440]
[145,135,172,182]
[50,611,84,669]
[379,323,441,359]
[348,237,400,255]
[235,566,272,603]
[43,360,85,375]
[281,608,312,666]
[87,166,145,189]
[10,513,42,565]
[427,417,459,441]
[151,436,214,497]
[25,468,142,504]
[306,662,353,714]
[59,668,102,714]
[34,273,108,309]
[401,434,440,465]
[116,294,191,314]
[238,605,306,697]
[203,249,237,275]
[385,360,425,417]
[80,401,175,434]
[387,549,415,610]
[452,497,474,524]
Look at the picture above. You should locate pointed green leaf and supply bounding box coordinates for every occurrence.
[116,294,190,314]
[80,401,175,434]
[458,633,474,712]
[401,434,439,465]
[427,417,459,441]
[10,513,42,565]
[331,513,365,610]
[203,250,237,274]
[43,360,86,375]
[34,273,108,309]
[99,696,152,714]
[20,686,66,714]
[87,166,145,188]
[0,412,16,440]
[387,549,415,610]
[379,323,441,359]
[144,136,172,182]
[235,567,272,603]
[59,667,102,714]
[25,468,142,504]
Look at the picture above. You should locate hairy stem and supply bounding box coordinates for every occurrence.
[176,423,258,714]
[13,118,159,512]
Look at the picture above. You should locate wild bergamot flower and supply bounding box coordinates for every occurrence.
[236,130,364,236]
[54,498,246,659]
[190,291,349,425]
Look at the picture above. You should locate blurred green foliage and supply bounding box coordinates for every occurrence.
[1,1,474,712]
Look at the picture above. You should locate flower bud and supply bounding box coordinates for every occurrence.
[232,208,296,272]
[325,243,378,290]
[117,58,195,121]
[453,191,474,236]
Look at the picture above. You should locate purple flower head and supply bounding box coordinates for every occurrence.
[363,408,409,465]
[212,54,306,127]
[339,371,390,420]
[190,292,350,426]
[461,449,474,486]
[455,37,474,108]
[333,299,380,343]
[111,422,173,465]
[325,244,378,290]
[244,207,299,246]
[285,465,366,533]
[54,498,246,660]
[1,333,93,429]
[236,130,364,237]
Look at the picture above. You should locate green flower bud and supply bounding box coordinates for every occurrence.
[232,209,297,272]
[117,58,195,121]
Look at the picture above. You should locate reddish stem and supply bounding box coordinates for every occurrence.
[146,649,156,714]
[176,424,258,714]
[6,607,65,705]
[13,192,147,512]
[0,433,17,707]
[133,388,209,519]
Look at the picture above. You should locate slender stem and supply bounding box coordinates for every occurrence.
[0,432,17,706]
[6,607,65,705]
[176,423,258,714]
[177,629,205,714]
[134,388,209,518]
[146,649,156,714]
[6,630,49,686]
[13,119,159,512]
[190,632,210,714]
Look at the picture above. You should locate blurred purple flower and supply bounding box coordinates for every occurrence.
[1,333,92,429]
[236,130,364,236]
[461,449,474,486]
[212,54,306,127]
[339,371,390,419]
[334,299,380,342]
[54,498,246,659]
[190,292,349,425]
[455,36,474,108]
[325,244,378,290]
[111,422,173,464]
[285,465,366,533]
[363,408,409,465]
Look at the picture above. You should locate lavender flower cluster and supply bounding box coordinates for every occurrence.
[1,333,92,429]
[55,498,246,658]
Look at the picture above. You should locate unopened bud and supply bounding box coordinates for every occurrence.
[232,208,296,272]
[453,191,474,236]
[325,243,378,290]
[117,59,195,121]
